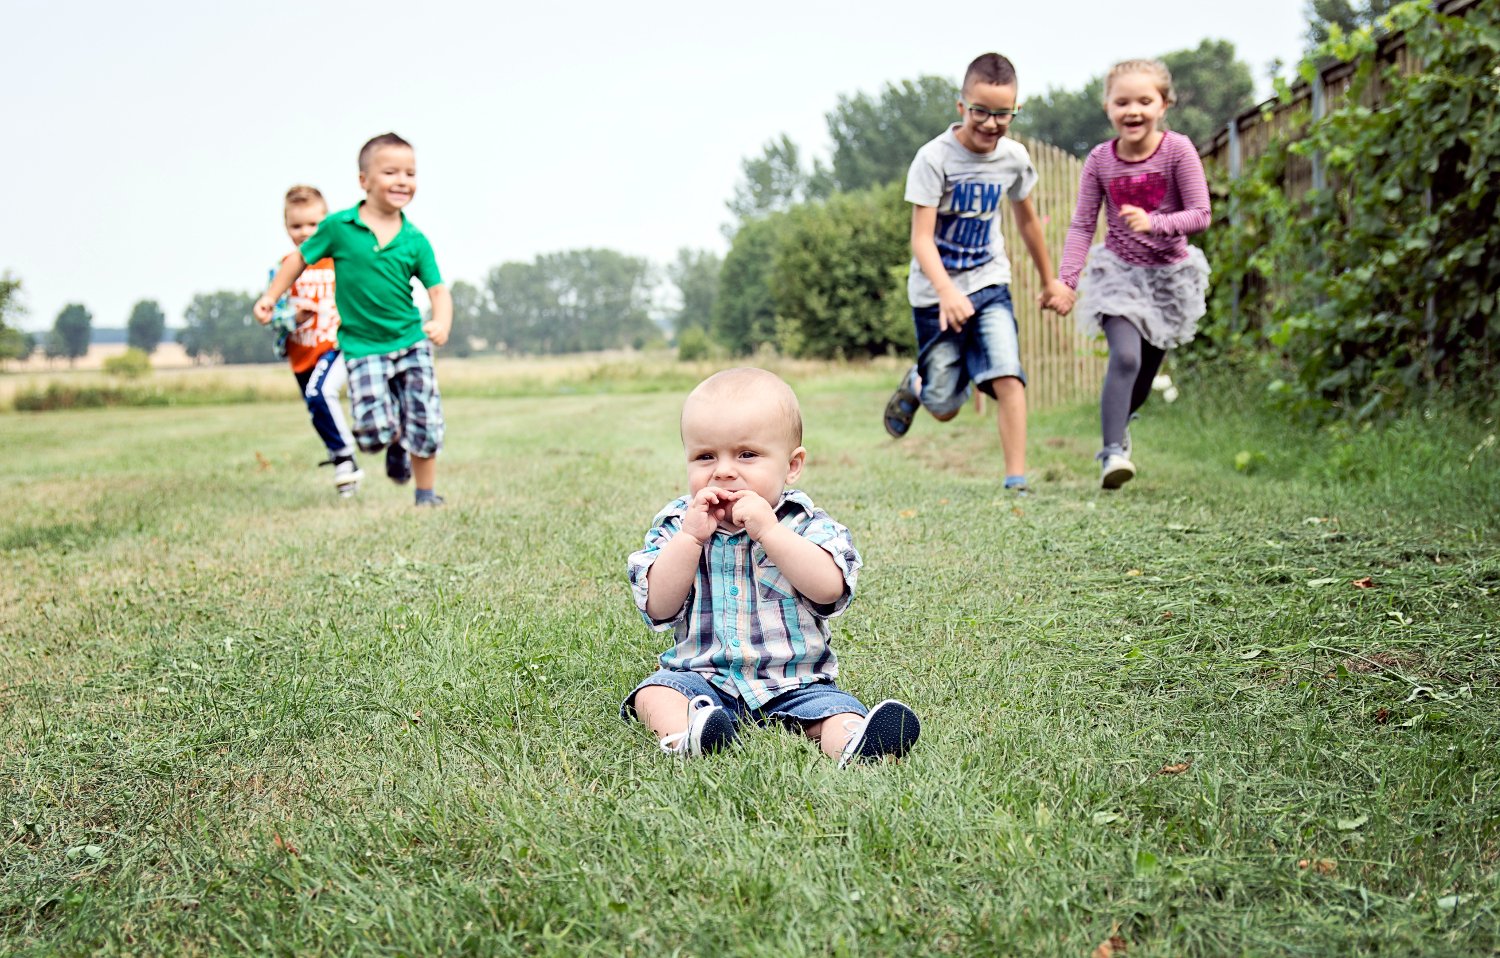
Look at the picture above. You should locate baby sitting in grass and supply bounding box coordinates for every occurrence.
[622,367,920,767]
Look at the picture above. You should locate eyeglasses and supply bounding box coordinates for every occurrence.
[963,101,1021,124]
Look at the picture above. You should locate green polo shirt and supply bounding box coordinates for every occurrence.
[299,203,443,359]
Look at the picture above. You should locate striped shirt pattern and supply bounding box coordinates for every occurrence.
[1059,131,1211,289]
[628,489,862,709]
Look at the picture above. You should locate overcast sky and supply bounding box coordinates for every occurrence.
[3,0,1311,333]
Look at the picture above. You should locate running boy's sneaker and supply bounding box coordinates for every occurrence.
[1100,454,1136,489]
[333,458,364,497]
[883,365,921,439]
[385,444,412,484]
[838,699,920,768]
[659,695,737,757]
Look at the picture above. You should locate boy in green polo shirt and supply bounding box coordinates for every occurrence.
[255,133,453,506]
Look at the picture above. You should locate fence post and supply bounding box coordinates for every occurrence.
[1311,77,1327,191]
[1227,119,1242,330]
[1227,120,1242,181]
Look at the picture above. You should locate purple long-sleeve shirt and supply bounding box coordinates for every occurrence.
[1059,131,1211,288]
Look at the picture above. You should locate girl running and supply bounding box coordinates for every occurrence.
[1057,59,1211,489]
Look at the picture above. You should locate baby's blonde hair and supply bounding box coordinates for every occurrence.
[1103,59,1176,107]
[683,367,803,448]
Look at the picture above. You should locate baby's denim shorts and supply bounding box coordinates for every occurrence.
[912,283,1026,417]
[621,669,868,726]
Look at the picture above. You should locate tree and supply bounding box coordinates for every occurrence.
[50,303,92,366]
[768,182,913,358]
[1023,41,1255,155]
[726,135,831,226]
[445,280,486,357]
[1161,41,1256,148]
[1306,0,1400,49]
[1020,78,1110,158]
[179,291,270,364]
[485,249,659,355]
[711,214,784,355]
[126,299,166,354]
[826,76,958,192]
[0,327,32,364]
[667,248,721,338]
[486,260,551,354]
[0,274,32,364]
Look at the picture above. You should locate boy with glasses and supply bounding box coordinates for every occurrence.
[882,53,1074,496]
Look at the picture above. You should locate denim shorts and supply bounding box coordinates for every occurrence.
[912,283,1026,417]
[345,340,444,457]
[621,669,868,726]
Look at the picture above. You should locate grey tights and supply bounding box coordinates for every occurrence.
[1100,316,1165,457]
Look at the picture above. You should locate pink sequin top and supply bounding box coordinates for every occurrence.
[1059,131,1211,289]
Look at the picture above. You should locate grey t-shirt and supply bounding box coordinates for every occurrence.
[905,125,1038,307]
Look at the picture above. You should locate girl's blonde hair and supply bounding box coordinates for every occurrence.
[1103,59,1176,107]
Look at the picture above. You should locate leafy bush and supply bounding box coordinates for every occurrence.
[13,383,170,411]
[1191,1,1500,419]
[103,347,152,379]
[769,182,914,359]
[712,215,784,355]
[676,325,713,362]
[716,183,914,360]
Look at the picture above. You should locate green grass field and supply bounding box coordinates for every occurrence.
[3,361,1498,956]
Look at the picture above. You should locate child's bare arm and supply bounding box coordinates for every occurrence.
[732,494,844,606]
[643,534,704,621]
[911,206,975,332]
[642,490,719,621]
[423,284,452,346]
[1011,197,1075,314]
[254,253,308,323]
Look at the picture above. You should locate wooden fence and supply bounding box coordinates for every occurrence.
[1002,135,1105,411]
[1200,0,1478,193]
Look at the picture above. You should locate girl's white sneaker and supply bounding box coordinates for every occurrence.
[1101,454,1136,489]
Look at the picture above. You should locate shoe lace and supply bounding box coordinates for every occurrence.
[838,716,866,764]
[659,696,716,754]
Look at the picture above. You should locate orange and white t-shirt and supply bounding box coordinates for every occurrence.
[283,253,340,373]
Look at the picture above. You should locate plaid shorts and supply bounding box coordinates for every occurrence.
[345,341,444,457]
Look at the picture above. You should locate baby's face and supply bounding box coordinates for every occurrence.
[681,392,804,518]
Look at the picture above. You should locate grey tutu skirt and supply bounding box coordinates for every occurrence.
[1074,244,1210,349]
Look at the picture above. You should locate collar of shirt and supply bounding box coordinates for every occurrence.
[329,202,412,245]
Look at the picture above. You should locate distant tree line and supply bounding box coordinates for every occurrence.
[4,33,1281,368]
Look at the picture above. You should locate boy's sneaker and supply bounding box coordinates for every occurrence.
[883,365,921,439]
[838,699,920,769]
[385,444,412,484]
[1100,454,1136,489]
[414,492,446,508]
[333,458,364,497]
[659,695,737,757]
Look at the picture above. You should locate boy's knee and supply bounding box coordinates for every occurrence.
[990,375,1025,396]
[353,424,393,452]
[918,368,967,419]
